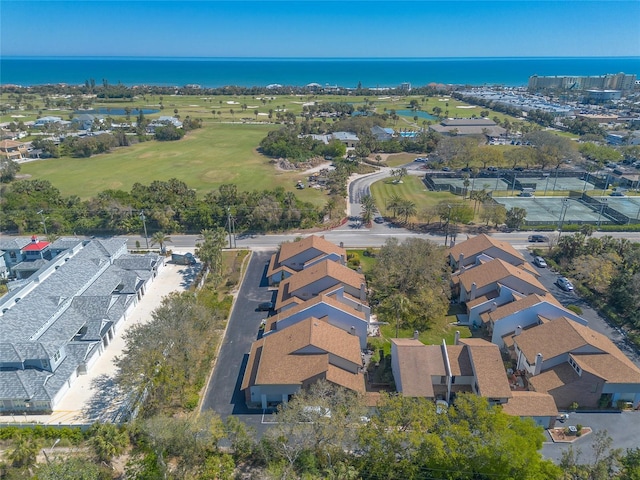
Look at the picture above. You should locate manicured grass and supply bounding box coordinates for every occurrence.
[379,312,471,346]
[20,122,327,206]
[347,248,379,274]
[371,175,463,221]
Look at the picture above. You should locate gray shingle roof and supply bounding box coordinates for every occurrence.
[0,238,160,411]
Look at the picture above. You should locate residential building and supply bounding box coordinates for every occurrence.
[274,259,367,312]
[390,335,512,405]
[481,293,587,345]
[448,233,537,273]
[242,317,365,409]
[332,131,360,148]
[500,391,558,428]
[370,126,395,141]
[528,73,637,94]
[510,318,640,409]
[264,294,370,348]
[266,235,346,286]
[0,140,28,161]
[0,238,163,414]
[452,258,548,305]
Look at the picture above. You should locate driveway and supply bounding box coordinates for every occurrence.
[522,248,640,368]
[200,250,276,436]
[542,411,640,463]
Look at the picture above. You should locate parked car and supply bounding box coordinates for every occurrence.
[374,216,385,224]
[442,166,451,172]
[533,256,547,268]
[610,190,626,197]
[257,301,274,311]
[414,157,427,162]
[556,277,574,291]
[487,166,499,172]
[528,234,549,243]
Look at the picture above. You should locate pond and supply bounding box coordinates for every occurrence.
[396,109,436,120]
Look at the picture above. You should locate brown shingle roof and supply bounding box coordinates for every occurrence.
[458,258,547,293]
[287,260,365,293]
[516,318,640,384]
[242,317,363,391]
[391,339,440,397]
[501,391,558,417]
[484,293,563,323]
[446,345,473,376]
[466,343,512,399]
[278,235,345,263]
[265,294,366,332]
[449,234,525,265]
[528,363,578,393]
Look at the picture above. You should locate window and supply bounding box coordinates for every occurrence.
[569,357,581,375]
[53,350,61,363]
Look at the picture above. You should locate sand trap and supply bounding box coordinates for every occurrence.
[11,114,26,118]
[226,101,240,105]
[456,105,477,109]
[438,98,450,101]
[291,101,305,104]
[377,96,391,100]
[257,112,269,116]
[189,104,199,107]
[247,105,259,109]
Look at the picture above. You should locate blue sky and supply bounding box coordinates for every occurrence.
[1,1,639,58]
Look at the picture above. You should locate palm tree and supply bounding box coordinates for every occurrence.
[360,194,377,225]
[386,194,402,218]
[397,199,417,224]
[325,197,338,219]
[151,231,172,253]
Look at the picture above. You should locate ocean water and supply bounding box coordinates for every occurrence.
[1,57,639,89]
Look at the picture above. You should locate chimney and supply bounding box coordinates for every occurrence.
[470,282,477,301]
[413,330,419,340]
[458,253,464,267]
[360,283,366,301]
[490,302,497,312]
[454,330,460,345]
[350,326,356,336]
[534,353,543,375]
[31,235,38,243]
[515,325,522,336]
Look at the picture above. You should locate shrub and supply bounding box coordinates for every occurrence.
[566,304,583,315]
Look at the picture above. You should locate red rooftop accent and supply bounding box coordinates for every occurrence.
[23,241,50,252]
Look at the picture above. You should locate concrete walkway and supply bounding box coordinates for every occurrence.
[2,262,192,426]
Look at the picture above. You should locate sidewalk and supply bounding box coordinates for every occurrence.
[2,263,190,426]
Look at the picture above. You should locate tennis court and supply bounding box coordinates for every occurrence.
[431,177,509,192]
[493,197,606,224]
[598,196,640,220]
[517,176,595,193]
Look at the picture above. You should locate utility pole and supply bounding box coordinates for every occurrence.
[139,210,149,250]
[226,207,233,249]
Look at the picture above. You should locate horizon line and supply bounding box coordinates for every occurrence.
[3,55,640,61]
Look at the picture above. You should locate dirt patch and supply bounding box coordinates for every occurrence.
[548,426,592,443]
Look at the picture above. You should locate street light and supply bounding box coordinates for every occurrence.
[557,199,570,238]
[37,210,48,237]
[597,199,608,227]
[139,210,149,250]
[444,204,452,247]
[543,174,551,196]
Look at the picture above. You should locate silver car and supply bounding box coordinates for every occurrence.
[556,277,574,291]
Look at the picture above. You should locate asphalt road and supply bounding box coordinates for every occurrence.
[200,250,276,436]
[521,248,640,368]
[541,411,640,463]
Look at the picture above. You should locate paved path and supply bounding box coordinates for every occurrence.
[200,251,275,436]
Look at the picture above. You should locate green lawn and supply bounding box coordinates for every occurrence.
[20,122,327,206]
[371,175,463,221]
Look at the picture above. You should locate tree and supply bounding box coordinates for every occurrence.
[150,231,172,253]
[396,199,417,223]
[0,158,21,182]
[196,227,227,282]
[505,206,527,230]
[360,194,377,225]
[8,432,40,468]
[356,393,560,480]
[368,238,450,331]
[88,422,129,464]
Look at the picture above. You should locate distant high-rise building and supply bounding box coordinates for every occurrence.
[528,73,636,93]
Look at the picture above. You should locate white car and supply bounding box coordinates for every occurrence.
[533,256,547,268]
